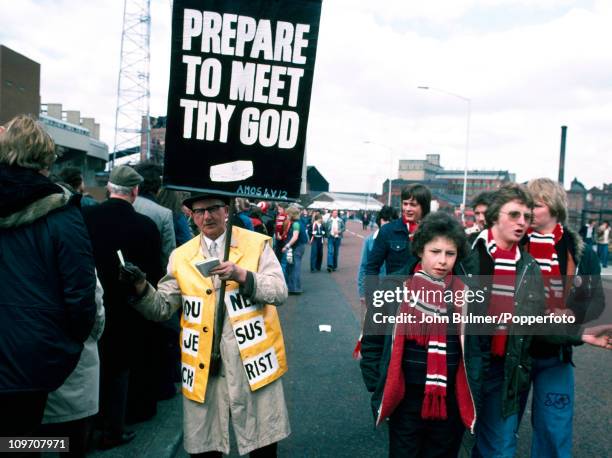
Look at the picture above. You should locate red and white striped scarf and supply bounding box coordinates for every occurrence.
[379,266,465,421]
[527,223,564,311]
[482,229,520,357]
[402,215,418,241]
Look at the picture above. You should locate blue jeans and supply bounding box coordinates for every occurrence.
[310,238,323,271]
[528,357,574,458]
[597,243,608,268]
[327,237,341,269]
[285,243,305,293]
[473,362,519,458]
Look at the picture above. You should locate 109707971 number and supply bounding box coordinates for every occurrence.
[1,438,69,452]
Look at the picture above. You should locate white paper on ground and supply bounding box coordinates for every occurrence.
[318,324,332,332]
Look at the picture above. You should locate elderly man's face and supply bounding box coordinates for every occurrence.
[191,198,228,240]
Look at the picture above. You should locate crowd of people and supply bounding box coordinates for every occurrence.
[358,181,611,457]
[0,114,610,458]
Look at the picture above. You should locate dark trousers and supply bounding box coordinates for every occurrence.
[38,417,92,458]
[99,368,130,438]
[310,238,323,271]
[191,442,277,458]
[127,321,159,424]
[388,387,464,458]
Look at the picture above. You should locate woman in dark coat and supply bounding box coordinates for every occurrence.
[0,115,97,437]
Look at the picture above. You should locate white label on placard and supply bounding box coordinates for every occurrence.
[233,315,267,350]
[242,348,280,385]
[210,160,253,182]
[225,290,259,318]
[182,295,203,324]
[181,362,195,392]
[181,328,200,357]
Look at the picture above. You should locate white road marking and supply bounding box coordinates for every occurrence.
[346,230,365,239]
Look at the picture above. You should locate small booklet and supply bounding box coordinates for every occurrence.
[195,258,220,277]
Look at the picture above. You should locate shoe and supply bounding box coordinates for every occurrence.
[98,431,136,450]
[288,291,303,295]
[327,267,332,272]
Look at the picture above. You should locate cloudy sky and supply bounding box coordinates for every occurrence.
[1,0,611,193]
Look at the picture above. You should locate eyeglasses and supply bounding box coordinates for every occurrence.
[499,210,533,222]
[192,204,224,216]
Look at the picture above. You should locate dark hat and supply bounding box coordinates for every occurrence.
[109,165,143,188]
[182,192,230,210]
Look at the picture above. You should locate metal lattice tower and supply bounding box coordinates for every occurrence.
[112,0,151,167]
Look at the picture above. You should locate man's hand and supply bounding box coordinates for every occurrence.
[119,262,147,296]
[581,324,612,349]
[209,261,248,284]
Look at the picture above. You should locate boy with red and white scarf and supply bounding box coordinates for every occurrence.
[523,178,608,457]
[363,212,477,457]
[468,183,610,458]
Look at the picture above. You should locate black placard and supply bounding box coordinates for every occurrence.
[163,0,322,201]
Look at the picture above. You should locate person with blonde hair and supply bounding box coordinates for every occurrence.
[522,177,607,456]
[0,115,97,438]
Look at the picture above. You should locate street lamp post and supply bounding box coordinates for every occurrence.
[364,140,394,206]
[418,86,471,222]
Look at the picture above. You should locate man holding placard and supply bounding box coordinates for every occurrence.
[121,192,290,456]
[127,1,322,452]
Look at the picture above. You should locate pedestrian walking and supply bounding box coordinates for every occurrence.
[310,212,326,272]
[465,184,612,457]
[283,206,309,294]
[357,205,396,324]
[325,209,346,272]
[361,212,477,457]
[522,178,607,457]
[596,221,610,267]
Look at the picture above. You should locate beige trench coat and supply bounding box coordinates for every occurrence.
[134,233,290,455]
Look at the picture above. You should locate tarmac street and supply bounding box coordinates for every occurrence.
[89,220,611,458]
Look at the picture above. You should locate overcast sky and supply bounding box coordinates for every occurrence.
[1,0,611,193]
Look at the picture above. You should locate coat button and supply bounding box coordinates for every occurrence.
[203,327,208,333]
[206,289,213,295]
[199,363,205,369]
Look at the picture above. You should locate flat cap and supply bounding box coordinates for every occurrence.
[109,165,143,188]
[183,192,230,210]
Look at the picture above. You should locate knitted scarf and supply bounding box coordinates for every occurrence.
[527,224,564,311]
[483,229,520,357]
[402,215,419,241]
[379,266,465,421]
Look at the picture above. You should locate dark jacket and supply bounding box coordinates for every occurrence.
[365,218,414,276]
[82,198,163,372]
[0,164,97,393]
[523,226,605,362]
[461,235,578,418]
[360,259,478,432]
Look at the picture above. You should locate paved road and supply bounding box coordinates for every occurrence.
[92,220,611,457]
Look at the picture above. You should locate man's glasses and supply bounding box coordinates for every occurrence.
[192,204,224,216]
[500,210,533,222]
